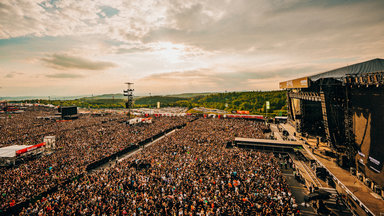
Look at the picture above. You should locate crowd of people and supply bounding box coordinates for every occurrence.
[0,107,114,147]
[9,115,299,215]
[0,108,193,211]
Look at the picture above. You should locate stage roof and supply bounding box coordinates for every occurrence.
[0,145,32,158]
[280,58,384,89]
[309,58,384,81]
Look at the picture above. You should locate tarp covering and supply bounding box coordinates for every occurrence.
[0,145,32,158]
[309,58,384,81]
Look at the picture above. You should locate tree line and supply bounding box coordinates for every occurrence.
[17,90,287,116]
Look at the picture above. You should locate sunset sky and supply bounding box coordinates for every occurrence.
[0,0,383,97]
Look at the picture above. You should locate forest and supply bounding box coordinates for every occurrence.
[172,90,287,116]
[19,90,287,116]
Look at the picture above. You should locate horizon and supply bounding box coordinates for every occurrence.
[1,0,383,97]
[0,89,286,100]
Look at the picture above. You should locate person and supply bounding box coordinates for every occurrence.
[316,137,320,148]
[336,195,343,212]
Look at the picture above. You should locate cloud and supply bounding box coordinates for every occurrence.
[41,54,117,70]
[0,0,167,41]
[1,0,383,60]
[136,64,320,94]
[116,46,151,54]
[4,71,24,78]
[143,0,384,57]
[0,0,383,97]
[45,73,84,79]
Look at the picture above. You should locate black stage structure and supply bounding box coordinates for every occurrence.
[58,106,78,119]
[280,58,384,187]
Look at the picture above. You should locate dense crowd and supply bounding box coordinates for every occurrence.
[0,107,125,147]
[0,108,193,211]
[13,117,298,215]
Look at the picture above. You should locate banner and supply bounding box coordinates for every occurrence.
[16,142,46,156]
[226,114,263,120]
[279,77,309,89]
[236,110,250,114]
[141,117,152,123]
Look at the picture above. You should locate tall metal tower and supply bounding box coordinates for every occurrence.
[123,82,134,119]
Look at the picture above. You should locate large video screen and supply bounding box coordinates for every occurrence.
[61,106,78,116]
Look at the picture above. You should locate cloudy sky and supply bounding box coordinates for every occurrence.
[0,0,383,97]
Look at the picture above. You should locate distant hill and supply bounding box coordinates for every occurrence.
[16,90,287,116]
[135,96,187,106]
[81,94,126,100]
[2,92,214,101]
[2,95,90,101]
[165,92,215,98]
[81,92,214,100]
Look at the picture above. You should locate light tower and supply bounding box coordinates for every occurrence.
[123,82,134,119]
